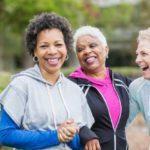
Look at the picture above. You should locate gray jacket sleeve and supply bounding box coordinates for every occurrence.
[0,78,27,127]
[127,83,140,126]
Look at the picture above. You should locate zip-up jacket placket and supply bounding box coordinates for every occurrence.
[69,70,131,150]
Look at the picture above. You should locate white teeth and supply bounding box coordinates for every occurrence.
[47,58,59,65]
[48,58,58,61]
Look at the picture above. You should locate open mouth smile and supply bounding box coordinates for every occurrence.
[84,56,97,64]
[45,57,61,66]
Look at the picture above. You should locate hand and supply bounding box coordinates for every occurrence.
[84,139,101,150]
[61,118,79,133]
[58,119,79,143]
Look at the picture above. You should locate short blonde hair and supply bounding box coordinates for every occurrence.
[73,26,107,52]
[137,27,150,42]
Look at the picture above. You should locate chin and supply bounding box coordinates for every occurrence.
[143,76,150,80]
[142,73,150,80]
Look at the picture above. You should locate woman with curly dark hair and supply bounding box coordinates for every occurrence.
[0,13,95,150]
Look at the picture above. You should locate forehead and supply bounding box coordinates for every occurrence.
[77,35,100,45]
[136,40,150,52]
[37,28,64,40]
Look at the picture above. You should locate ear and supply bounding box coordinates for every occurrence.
[105,46,109,58]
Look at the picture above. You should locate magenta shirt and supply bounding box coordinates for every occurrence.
[70,68,121,128]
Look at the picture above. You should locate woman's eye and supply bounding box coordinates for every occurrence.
[77,47,84,52]
[90,43,97,48]
[56,43,63,47]
[141,52,147,56]
[40,45,48,49]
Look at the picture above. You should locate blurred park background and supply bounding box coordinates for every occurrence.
[0,0,150,149]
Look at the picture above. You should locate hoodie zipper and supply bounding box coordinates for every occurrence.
[93,89,117,150]
[112,73,123,150]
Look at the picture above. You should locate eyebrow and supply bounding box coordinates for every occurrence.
[55,40,64,43]
[38,40,64,44]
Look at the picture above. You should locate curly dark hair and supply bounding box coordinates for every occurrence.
[25,12,73,56]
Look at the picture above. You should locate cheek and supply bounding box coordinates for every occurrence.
[63,51,67,58]
[98,53,106,61]
[77,54,83,62]
[147,59,150,66]
[61,49,67,58]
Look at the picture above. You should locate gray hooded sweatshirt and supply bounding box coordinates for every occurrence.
[0,65,94,150]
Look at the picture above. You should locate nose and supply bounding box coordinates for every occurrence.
[47,46,57,55]
[84,47,92,54]
[135,54,142,64]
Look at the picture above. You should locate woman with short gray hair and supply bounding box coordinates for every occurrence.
[69,25,131,150]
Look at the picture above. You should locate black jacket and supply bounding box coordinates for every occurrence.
[69,70,131,150]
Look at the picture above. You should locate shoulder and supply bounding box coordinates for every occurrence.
[8,73,35,95]
[10,75,30,88]
[129,77,145,92]
[67,76,79,84]
[63,77,82,91]
[112,71,132,86]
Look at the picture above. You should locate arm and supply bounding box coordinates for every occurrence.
[67,134,82,150]
[0,108,60,149]
[127,86,140,126]
[79,92,99,147]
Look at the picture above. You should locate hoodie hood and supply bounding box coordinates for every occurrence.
[12,64,62,86]
[69,67,111,86]
[10,64,70,130]
[69,67,87,79]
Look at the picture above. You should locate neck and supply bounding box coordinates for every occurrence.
[84,67,107,79]
[40,69,60,85]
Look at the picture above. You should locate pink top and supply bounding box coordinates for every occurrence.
[70,67,121,128]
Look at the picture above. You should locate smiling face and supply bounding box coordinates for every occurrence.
[136,39,150,79]
[76,35,109,75]
[34,28,67,76]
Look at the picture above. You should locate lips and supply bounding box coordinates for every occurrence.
[140,65,149,71]
[142,66,149,71]
[85,56,96,64]
[46,58,60,66]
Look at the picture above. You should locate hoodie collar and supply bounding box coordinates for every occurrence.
[12,64,64,86]
[69,67,112,86]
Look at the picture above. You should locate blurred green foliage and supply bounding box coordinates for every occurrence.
[63,66,141,78]
[0,72,11,93]
[0,0,149,70]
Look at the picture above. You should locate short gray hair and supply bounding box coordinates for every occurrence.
[73,26,107,52]
[137,27,150,42]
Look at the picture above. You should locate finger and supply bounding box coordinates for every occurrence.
[60,127,75,142]
[85,144,89,150]
[86,143,92,150]
[92,140,100,150]
[62,127,74,137]
[59,128,69,140]
[89,142,96,150]
[96,142,101,150]
[58,132,65,142]
[66,126,76,133]
[66,118,74,124]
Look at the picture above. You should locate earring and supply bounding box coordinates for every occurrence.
[65,55,69,61]
[106,55,109,59]
[33,56,38,62]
